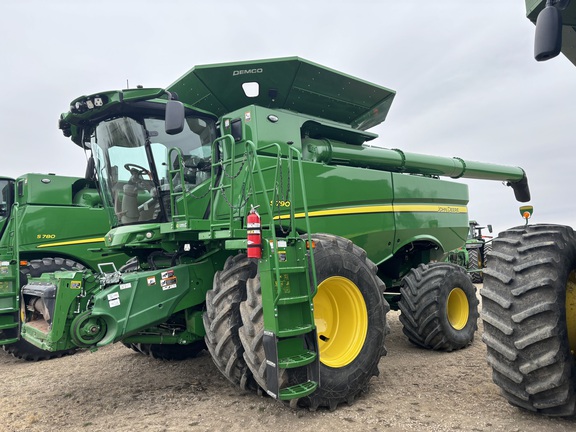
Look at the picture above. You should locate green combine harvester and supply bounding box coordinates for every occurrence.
[446,220,493,283]
[14,57,530,409]
[0,173,128,360]
[481,0,576,417]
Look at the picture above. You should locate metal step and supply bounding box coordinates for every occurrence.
[277,294,310,305]
[279,380,318,401]
[277,324,315,338]
[278,350,317,368]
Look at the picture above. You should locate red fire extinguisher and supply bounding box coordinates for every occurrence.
[246,205,262,259]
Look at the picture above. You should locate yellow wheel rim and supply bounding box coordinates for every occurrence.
[447,287,469,331]
[566,271,576,358]
[314,276,368,368]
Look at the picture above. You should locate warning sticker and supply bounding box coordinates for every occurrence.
[147,276,156,286]
[71,280,82,290]
[161,270,174,279]
[109,298,121,308]
[161,276,177,291]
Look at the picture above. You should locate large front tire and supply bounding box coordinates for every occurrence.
[203,254,258,390]
[239,234,388,410]
[398,262,479,351]
[481,224,576,416]
[2,258,83,361]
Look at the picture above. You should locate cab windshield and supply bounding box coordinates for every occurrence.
[90,114,215,226]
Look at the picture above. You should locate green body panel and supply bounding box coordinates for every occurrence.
[526,0,576,66]
[88,261,213,346]
[0,174,127,269]
[208,153,470,265]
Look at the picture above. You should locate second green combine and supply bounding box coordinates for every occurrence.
[0,173,129,360]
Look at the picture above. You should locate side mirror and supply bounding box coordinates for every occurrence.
[535,4,563,61]
[165,100,185,135]
[487,224,493,233]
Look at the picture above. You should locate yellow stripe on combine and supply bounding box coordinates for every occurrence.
[273,204,467,220]
[37,237,106,249]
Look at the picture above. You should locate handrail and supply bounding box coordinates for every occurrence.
[243,141,317,301]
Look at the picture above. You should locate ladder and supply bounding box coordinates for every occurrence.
[169,135,321,400]
[258,237,320,400]
[247,141,320,400]
[0,209,19,345]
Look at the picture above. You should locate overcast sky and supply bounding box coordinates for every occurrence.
[2,0,575,234]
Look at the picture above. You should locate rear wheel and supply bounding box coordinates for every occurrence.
[239,234,388,410]
[481,224,576,416]
[399,262,479,351]
[203,254,258,390]
[2,258,83,361]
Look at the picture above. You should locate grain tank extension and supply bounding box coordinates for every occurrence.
[23,57,530,409]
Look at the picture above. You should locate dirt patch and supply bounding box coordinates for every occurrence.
[2,288,575,432]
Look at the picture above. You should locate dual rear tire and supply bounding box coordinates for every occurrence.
[205,234,389,410]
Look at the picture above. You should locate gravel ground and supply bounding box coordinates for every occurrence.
[1,286,575,432]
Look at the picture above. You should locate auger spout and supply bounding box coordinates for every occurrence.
[302,137,530,202]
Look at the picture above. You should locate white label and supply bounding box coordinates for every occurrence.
[120,283,132,290]
[109,298,121,308]
[107,292,119,301]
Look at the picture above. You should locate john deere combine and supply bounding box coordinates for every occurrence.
[17,57,530,409]
[0,173,128,360]
[446,220,493,283]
